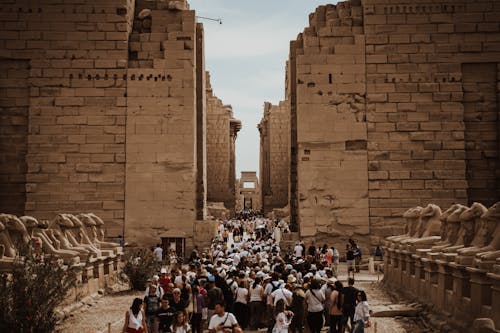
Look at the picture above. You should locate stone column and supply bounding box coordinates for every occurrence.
[229,119,241,214]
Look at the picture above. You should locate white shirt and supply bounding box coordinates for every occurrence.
[208,313,238,333]
[294,245,303,257]
[271,288,293,306]
[249,284,263,302]
[128,309,144,330]
[305,289,325,312]
[234,287,248,304]
[172,324,191,333]
[354,301,370,322]
[153,247,163,261]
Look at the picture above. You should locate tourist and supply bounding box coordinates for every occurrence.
[305,279,325,333]
[332,247,340,273]
[329,281,344,333]
[145,275,165,299]
[374,245,383,261]
[159,268,170,292]
[206,275,224,320]
[271,282,293,307]
[171,311,191,333]
[352,291,370,333]
[294,241,303,259]
[342,278,358,332]
[190,285,205,333]
[144,284,161,332]
[264,273,282,333]
[307,242,316,259]
[233,280,249,328]
[249,276,265,330]
[208,301,242,333]
[170,288,186,313]
[345,245,355,278]
[273,299,294,333]
[154,244,163,263]
[324,276,336,328]
[123,297,148,333]
[156,296,176,333]
[351,241,362,273]
[289,284,305,333]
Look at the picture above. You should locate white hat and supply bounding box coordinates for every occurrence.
[287,275,297,283]
[160,268,167,274]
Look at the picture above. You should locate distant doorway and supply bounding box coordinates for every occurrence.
[161,237,185,259]
[244,198,253,209]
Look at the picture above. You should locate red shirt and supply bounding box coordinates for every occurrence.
[159,276,170,291]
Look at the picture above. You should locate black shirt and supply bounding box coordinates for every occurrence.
[157,306,175,332]
[342,286,359,311]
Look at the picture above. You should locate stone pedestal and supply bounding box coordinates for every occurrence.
[449,262,472,326]
[383,247,394,283]
[466,267,492,319]
[422,258,439,304]
[393,250,403,289]
[436,260,453,313]
[486,271,500,328]
[400,251,413,294]
[411,256,425,296]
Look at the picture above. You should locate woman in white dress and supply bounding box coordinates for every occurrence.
[273,299,293,333]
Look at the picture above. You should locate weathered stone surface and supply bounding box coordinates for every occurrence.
[206,73,240,215]
[371,305,420,318]
[0,0,237,248]
[259,101,290,214]
[284,0,500,249]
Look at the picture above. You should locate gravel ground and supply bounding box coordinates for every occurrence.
[59,290,143,333]
[60,266,424,333]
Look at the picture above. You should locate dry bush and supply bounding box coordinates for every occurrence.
[0,250,77,333]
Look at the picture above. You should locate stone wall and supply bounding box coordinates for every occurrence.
[206,73,240,214]
[0,59,29,216]
[259,101,290,214]
[286,0,500,246]
[0,0,235,247]
[364,0,500,243]
[124,0,204,246]
[287,2,370,243]
[0,0,134,236]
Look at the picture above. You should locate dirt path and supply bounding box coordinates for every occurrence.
[59,290,143,333]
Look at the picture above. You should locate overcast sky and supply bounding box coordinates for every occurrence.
[189,0,335,177]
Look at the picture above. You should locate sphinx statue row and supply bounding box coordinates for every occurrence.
[383,202,500,330]
[0,212,123,269]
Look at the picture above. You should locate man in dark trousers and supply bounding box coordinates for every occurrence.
[342,278,358,333]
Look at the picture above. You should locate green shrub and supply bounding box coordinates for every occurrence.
[122,248,161,290]
[0,250,77,333]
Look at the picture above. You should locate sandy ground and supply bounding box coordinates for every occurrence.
[60,266,424,333]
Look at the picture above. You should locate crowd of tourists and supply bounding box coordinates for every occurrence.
[123,211,371,333]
